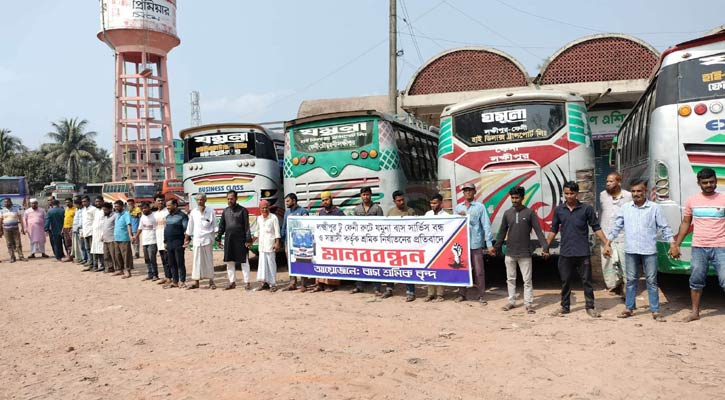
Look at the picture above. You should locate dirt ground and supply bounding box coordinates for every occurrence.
[1,234,724,400]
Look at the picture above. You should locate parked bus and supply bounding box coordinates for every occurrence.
[82,183,103,197]
[0,176,30,209]
[284,110,439,214]
[180,123,283,224]
[611,30,725,274]
[42,181,77,203]
[101,181,156,204]
[438,89,595,255]
[155,178,186,205]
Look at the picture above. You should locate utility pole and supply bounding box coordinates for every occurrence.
[389,0,397,114]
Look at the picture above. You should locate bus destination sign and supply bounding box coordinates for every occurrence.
[294,121,373,153]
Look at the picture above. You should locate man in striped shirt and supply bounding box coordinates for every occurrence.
[604,178,675,321]
[672,168,725,322]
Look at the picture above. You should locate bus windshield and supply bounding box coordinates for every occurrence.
[292,120,374,153]
[0,179,21,195]
[452,102,565,146]
[134,184,156,198]
[184,131,276,162]
[678,51,725,102]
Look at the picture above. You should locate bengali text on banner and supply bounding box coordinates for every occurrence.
[286,215,472,286]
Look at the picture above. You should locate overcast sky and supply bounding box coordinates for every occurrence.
[0,1,720,152]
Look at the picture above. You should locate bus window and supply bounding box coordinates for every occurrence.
[396,128,414,180]
[678,51,725,102]
[254,132,276,160]
[452,103,565,147]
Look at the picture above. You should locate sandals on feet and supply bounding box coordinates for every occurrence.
[617,310,634,318]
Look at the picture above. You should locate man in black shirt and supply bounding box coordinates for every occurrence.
[494,186,549,314]
[163,199,188,289]
[216,190,253,291]
[546,181,608,318]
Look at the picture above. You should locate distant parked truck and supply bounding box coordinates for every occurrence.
[102,180,156,204]
[0,176,30,210]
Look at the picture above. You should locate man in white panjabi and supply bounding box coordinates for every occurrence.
[253,200,281,291]
[90,196,107,271]
[184,193,218,290]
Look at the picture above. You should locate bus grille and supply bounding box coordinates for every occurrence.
[295,177,381,213]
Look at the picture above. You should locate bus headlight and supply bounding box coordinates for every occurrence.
[300,156,308,165]
[351,151,359,160]
[655,161,670,200]
[249,161,255,167]
[360,151,369,159]
[292,157,300,165]
[307,156,315,164]
[369,149,378,158]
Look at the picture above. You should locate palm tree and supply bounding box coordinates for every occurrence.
[91,147,113,183]
[0,128,27,162]
[45,118,98,183]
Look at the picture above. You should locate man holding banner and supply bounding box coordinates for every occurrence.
[424,194,449,302]
[384,190,418,301]
[313,192,343,292]
[455,183,495,304]
[350,187,384,295]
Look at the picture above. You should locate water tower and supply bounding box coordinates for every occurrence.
[98,0,180,181]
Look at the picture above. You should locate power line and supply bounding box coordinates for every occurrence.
[400,0,424,64]
[257,0,449,114]
[494,0,708,36]
[442,0,544,61]
[398,31,559,49]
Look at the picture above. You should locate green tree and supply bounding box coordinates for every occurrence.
[0,128,27,162]
[91,147,113,183]
[45,118,98,184]
[4,151,66,193]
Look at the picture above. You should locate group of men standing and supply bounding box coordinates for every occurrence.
[4,167,723,322]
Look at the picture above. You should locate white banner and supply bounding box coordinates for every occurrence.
[287,215,472,286]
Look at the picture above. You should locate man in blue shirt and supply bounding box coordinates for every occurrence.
[454,183,495,304]
[281,193,310,291]
[112,200,133,278]
[604,178,675,321]
[546,181,609,318]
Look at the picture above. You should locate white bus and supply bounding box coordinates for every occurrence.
[438,89,595,255]
[180,123,283,226]
[284,110,439,214]
[612,30,725,274]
